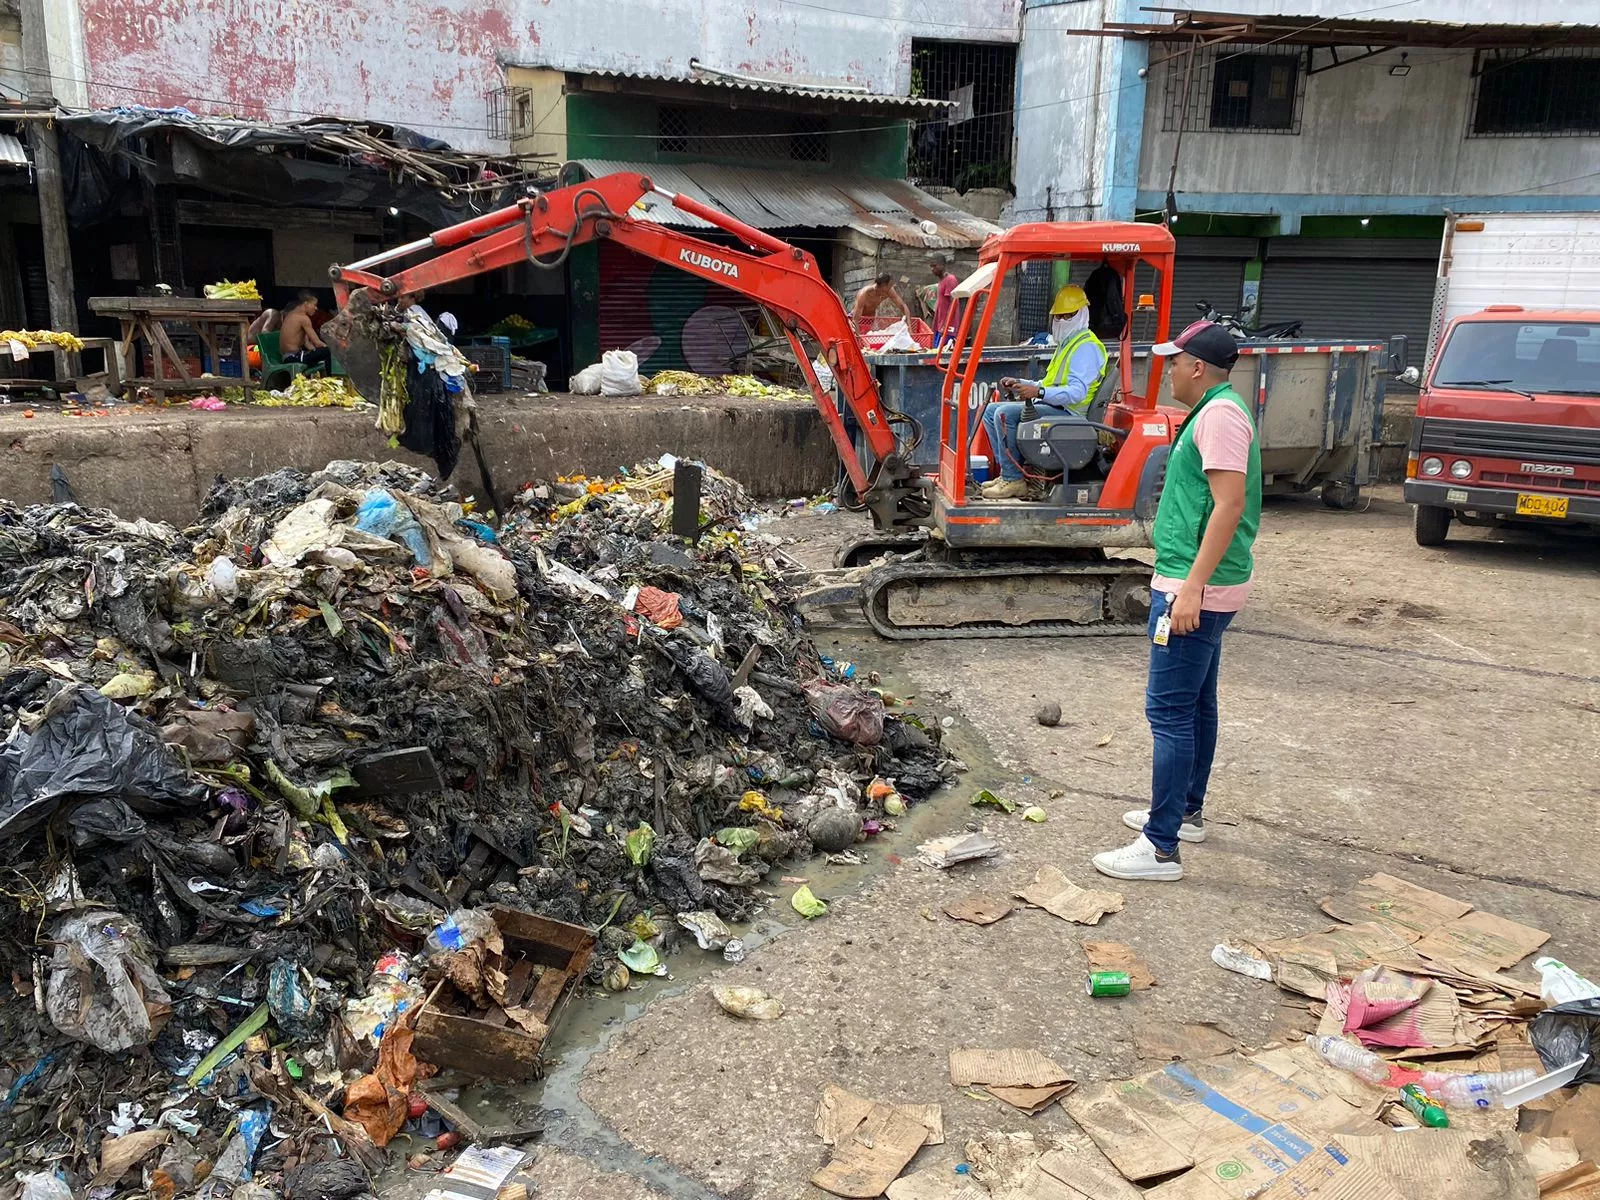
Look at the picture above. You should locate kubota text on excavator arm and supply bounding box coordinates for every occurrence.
[330,172,915,507]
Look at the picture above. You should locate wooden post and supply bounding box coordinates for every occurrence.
[19,0,79,375]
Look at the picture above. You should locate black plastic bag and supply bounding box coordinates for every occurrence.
[65,797,149,846]
[664,645,734,723]
[0,686,209,842]
[1530,998,1600,1083]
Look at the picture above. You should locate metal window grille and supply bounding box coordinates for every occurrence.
[658,106,690,154]
[655,105,831,164]
[1017,262,1053,335]
[1470,49,1600,137]
[485,86,529,140]
[486,86,538,139]
[791,114,828,163]
[1163,44,1305,134]
[909,39,1016,191]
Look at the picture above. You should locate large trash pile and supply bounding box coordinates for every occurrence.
[0,458,951,1195]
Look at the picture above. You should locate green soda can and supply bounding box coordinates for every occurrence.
[1086,970,1132,997]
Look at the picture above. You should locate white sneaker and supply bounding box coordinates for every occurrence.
[1123,809,1207,843]
[1093,834,1183,881]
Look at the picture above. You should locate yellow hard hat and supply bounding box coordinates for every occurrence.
[1050,284,1088,316]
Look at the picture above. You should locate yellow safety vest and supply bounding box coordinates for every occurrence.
[1040,329,1108,414]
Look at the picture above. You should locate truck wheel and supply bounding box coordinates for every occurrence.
[1320,481,1361,511]
[1414,504,1451,547]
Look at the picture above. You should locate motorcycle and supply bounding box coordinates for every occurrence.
[1194,300,1304,341]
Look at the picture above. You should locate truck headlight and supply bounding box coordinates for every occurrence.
[1449,459,1472,479]
[1421,457,1444,476]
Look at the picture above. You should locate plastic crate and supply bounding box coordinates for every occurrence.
[461,336,511,391]
[856,316,934,351]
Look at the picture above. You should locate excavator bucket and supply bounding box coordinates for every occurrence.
[321,288,386,405]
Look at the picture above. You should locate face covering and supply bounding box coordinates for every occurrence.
[1051,307,1090,344]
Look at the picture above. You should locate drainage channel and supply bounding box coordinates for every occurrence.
[388,643,1016,1196]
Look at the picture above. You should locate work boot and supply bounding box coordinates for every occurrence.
[1091,834,1183,881]
[981,478,1027,500]
[1123,809,1207,843]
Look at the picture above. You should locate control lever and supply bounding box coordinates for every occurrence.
[1000,376,1039,422]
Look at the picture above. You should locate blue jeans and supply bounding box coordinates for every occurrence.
[1144,591,1235,854]
[981,400,1067,481]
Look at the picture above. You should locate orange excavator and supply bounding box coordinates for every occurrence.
[326,172,1181,639]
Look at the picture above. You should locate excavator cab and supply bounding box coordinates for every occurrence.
[930,223,1180,550]
[844,224,1185,639]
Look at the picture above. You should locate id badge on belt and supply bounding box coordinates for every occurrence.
[1153,596,1173,646]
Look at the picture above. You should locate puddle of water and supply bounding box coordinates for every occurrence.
[399,641,1018,1194]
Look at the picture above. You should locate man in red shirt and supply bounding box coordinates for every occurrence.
[930,255,959,347]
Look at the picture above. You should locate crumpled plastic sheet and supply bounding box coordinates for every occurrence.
[633,586,684,630]
[45,908,172,1052]
[268,958,322,1044]
[803,679,886,747]
[0,685,209,842]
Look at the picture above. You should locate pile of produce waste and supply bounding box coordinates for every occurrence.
[0,456,952,1194]
[644,370,811,402]
[251,376,369,409]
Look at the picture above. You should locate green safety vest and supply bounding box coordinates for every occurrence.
[1039,329,1108,414]
[1151,383,1262,587]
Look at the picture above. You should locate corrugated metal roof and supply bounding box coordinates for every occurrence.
[573,160,1003,249]
[560,67,953,111]
[0,133,29,168]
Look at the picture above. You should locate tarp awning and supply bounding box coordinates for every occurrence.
[569,160,1003,249]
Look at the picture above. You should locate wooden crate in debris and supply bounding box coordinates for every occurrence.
[413,907,595,1078]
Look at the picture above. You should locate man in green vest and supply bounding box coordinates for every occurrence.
[980,285,1108,499]
[1094,320,1260,882]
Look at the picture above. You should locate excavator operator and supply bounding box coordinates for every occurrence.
[981,284,1109,499]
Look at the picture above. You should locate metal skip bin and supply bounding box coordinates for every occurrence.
[1216,341,1389,506]
[864,340,1386,505]
[863,347,1050,472]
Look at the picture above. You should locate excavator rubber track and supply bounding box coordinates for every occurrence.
[862,557,1153,640]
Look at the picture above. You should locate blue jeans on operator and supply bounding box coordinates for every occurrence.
[1144,590,1235,855]
[981,400,1068,481]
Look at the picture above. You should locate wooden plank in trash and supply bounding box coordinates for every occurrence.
[418,1081,544,1144]
[524,968,569,1023]
[482,959,537,1029]
[414,1010,546,1079]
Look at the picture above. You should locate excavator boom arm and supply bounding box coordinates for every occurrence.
[331,172,904,495]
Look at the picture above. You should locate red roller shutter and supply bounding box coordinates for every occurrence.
[598,237,749,374]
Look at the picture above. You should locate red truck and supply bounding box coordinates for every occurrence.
[1403,215,1600,546]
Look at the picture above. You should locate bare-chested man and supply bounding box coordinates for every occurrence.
[851,273,910,329]
[279,291,332,372]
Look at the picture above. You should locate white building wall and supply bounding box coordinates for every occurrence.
[1014,0,1122,223]
[1138,46,1600,215]
[68,0,1019,154]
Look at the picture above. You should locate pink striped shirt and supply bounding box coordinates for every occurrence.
[1150,400,1256,613]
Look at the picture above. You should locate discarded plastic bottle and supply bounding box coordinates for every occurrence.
[1399,1083,1449,1128]
[1305,1035,1390,1084]
[1417,1067,1538,1110]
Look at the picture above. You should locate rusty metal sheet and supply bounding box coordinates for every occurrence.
[573,160,1002,248]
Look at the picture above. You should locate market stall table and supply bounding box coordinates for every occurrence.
[88,296,259,399]
[0,336,119,401]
